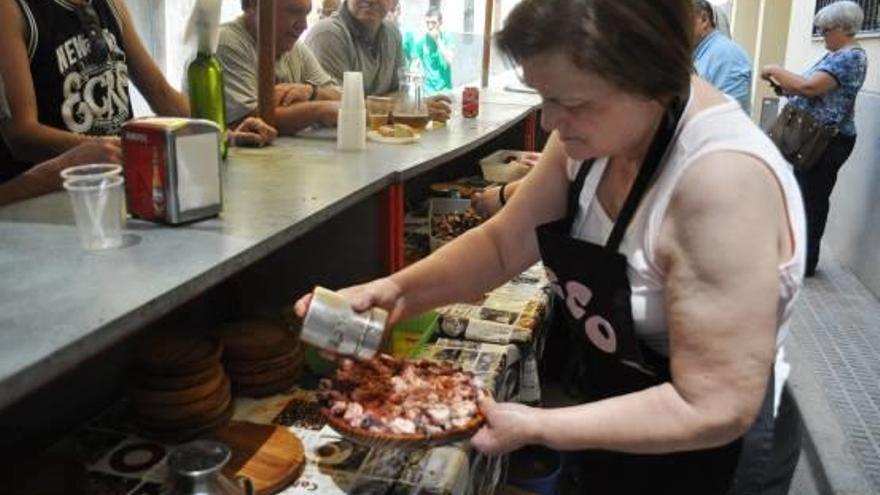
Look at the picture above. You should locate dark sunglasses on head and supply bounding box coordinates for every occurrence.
[74,3,111,67]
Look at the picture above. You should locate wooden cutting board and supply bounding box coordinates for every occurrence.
[213,421,305,495]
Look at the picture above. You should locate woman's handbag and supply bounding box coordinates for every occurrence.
[768,104,838,172]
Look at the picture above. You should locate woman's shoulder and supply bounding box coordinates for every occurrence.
[825,45,868,69]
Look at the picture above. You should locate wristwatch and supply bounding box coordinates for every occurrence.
[308,82,319,101]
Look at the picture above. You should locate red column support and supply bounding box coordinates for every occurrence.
[523,111,538,152]
[381,183,406,274]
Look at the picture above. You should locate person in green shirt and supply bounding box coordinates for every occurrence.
[408,7,454,95]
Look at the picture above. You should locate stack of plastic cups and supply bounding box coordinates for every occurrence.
[61,164,126,251]
[337,71,366,151]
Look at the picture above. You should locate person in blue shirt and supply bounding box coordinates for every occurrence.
[693,0,752,114]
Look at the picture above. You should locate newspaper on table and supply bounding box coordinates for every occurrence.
[57,340,518,495]
[437,263,550,346]
[435,263,551,403]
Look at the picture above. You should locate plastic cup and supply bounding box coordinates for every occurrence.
[59,163,122,180]
[63,175,125,251]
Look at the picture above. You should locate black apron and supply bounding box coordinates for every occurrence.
[536,95,777,494]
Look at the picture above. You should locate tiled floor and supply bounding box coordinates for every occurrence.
[787,254,880,494]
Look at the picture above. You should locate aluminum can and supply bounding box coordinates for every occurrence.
[300,286,387,360]
[462,86,480,118]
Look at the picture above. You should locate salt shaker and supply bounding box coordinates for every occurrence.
[166,441,254,495]
[300,286,387,360]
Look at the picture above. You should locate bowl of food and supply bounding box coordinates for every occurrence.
[318,354,486,450]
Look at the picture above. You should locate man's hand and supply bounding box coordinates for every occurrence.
[230,117,278,147]
[316,101,341,126]
[274,83,314,107]
[19,138,122,196]
[427,95,452,122]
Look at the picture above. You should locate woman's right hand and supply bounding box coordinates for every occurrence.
[294,277,408,324]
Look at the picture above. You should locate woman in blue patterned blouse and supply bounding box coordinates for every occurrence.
[761,0,867,277]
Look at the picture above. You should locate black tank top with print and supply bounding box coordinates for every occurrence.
[0,0,132,182]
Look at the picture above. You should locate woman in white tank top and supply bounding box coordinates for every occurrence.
[295,1,805,493]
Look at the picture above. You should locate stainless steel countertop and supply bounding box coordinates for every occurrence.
[0,91,540,409]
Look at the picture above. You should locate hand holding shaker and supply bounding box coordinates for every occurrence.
[300,287,387,360]
[337,72,366,151]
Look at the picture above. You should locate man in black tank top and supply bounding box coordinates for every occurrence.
[0,0,189,183]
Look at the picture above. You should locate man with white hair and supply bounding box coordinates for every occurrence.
[693,0,753,114]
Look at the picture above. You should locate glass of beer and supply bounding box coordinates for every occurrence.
[366,96,391,131]
[393,67,430,133]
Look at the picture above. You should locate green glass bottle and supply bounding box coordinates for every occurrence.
[188,52,228,159]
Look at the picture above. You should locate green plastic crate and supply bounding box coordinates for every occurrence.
[390,311,439,358]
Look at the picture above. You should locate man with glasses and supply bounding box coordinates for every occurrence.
[218,0,343,136]
[306,0,451,121]
[693,0,753,114]
[0,0,189,184]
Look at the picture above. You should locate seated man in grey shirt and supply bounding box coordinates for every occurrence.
[218,0,342,136]
[306,0,450,121]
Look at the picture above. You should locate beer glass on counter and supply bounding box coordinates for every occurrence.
[366,96,392,131]
[393,67,430,133]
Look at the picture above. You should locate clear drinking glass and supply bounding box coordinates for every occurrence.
[63,175,125,251]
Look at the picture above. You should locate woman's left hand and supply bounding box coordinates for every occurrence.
[470,394,540,456]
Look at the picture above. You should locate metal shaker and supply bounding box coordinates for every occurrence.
[300,286,388,360]
[166,441,254,495]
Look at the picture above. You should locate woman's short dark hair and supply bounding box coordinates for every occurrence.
[496,0,694,102]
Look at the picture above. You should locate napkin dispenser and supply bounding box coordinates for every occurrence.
[122,117,223,224]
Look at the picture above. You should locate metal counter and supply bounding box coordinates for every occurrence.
[0,91,541,410]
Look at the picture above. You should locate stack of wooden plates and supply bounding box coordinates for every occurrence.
[130,333,232,441]
[218,320,304,398]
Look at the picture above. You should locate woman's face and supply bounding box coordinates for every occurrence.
[820,26,852,51]
[522,52,664,161]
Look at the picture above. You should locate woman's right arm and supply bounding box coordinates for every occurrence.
[294,132,571,323]
[0,1,91,164]
[760,63,837,98]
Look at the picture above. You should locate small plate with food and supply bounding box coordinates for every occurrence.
[318,354,486,450]
[367,124,421,145]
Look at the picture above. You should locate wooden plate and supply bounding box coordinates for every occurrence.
[135,333,222,376]
[233,370,301,398]
[217,320,299,361]
[228,356,303,387]
[134,376,231,422]
[135,379,232,431]
[130,366,226,406]
[213,421,305,495]
[224,345,304,376]
[137,400,235,443]
[134,362,224,391]
[320,408,484,450]
[367,130,420,145]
